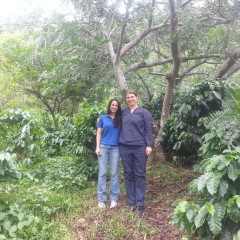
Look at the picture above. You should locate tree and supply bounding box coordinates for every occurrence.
[70,0,237,130]
[0,15,111,129]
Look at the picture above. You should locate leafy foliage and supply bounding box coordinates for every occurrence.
[29,157,98,190]
[143,94,164,121]
[0,153,21,180]
[0,109,43,160]
[0,203,41,239]
[161,80,229,160]
[172,148,240,239]
[199,89,240,158]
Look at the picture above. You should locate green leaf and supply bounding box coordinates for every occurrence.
[228,161,240,181]
[219,181,228,197]
[197,174,207,192]
[236,196,240,208]
[206,203,215,215]
[206,174,220,195]
[186,206,197,222]
[183,216,194,234]
[3,221,11,231]
[174,200,189,215]
[31,226,37,234]
[233,230,240,240]
[18,221,25,230]
[194,206,208,228]
[18,213,24,221]
[9,225,17,233]
[229,183,237,195]
[208,214,222,235]
[227,200,240,223]
[212,91,222,100]
[214,202,226,220]
[0,213,7,221]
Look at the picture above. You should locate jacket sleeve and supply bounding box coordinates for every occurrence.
[143,109,153,147]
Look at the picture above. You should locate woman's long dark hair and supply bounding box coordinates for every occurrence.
[107,99,122,127]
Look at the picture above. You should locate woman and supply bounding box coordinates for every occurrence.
[96,99,122,208]
[119,90,153,216]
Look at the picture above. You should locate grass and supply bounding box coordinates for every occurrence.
[0,159,198,239]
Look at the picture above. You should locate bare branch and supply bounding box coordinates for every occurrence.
[124,54,221,73]
[149,72,167,77]
[120,18,170,59]
[181,72,210,77]
[152,49,169,59]
[135,72,153,101]
[181,0,194,7]
[115,0,131,65]
[205,61,224,64]
[148,0,156,28]
[176,59,207,84]
[115,0,193,62]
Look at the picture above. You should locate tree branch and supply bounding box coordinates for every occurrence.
[135,72,153,101]
[115,0,131,65]
[149,72,167,77]
[181,72,210,77]
[120,18,170,59]
[176,59,207,84]
[222,60,240,80]
[181,0,194,7]
[123,54,221,73]
[212,45,240,80]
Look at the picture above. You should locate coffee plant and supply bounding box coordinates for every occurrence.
[171,147,240,240]
[161,80,230,160]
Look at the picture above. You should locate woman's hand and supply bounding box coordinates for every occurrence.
[95,147,101,156]
[146,146,152,156]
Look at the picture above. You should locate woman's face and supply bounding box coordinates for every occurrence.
[110,100,119,114]
[126,93,138,107]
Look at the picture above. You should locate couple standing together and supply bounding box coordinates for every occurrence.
[95,90,153,217]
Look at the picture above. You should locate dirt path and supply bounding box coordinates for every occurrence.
[71,154,197,240]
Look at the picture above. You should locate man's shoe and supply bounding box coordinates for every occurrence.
[126,204,136,212]
[98,201,106,208]
[136,206,144,217]
[110,201,117,208]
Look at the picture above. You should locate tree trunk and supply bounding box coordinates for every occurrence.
[159,0,181,130]
[160,78,175,129]
[114,66,128,90]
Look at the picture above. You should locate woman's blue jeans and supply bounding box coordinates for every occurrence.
[97,144,120,202]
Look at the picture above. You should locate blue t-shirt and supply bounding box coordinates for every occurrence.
[97,114,121,146]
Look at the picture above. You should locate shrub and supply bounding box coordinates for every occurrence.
[143,94,164,121]
[29,157,98,190]
[171,148,240,239]
[0,152,21,181]
[0,109,44,160]
[199,89,240,158]
[0,203,41,239]
[161,80,230,160]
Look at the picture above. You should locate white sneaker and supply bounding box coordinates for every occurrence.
[98,201,106,208]
[110,201,117,208]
